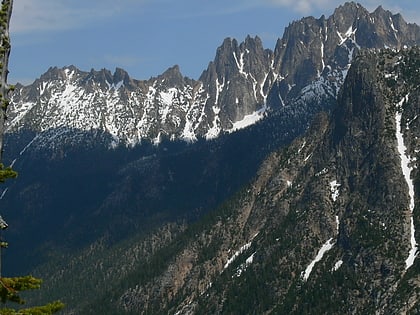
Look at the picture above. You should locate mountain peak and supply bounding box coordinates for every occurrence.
[39,66,77,82]
[331,1,370,29]
[373,5,386,15]
[112,67,135,88]
[157,65,185,86]
[335,1,365,12]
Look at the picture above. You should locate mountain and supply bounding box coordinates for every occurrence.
[1,2,420,314]
[61,46,418,315]
[6,2,420,148]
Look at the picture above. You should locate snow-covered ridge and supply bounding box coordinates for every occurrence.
[7,59,276,147]
[6,4,417,149]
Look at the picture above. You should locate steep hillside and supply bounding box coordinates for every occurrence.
[51,47,419,314]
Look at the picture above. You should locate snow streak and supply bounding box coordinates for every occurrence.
[395,94,418,269]
[224,241,252,270]
[302,238,335,281]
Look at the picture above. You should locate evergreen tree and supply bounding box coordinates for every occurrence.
[0,1,64,314]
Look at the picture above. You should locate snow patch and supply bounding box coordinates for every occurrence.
[297,141,306,154]
[224,241,252,270]
[335,215,340,233]
[160,88,176,106]
[205,106,222,139]
[330,180,341,202]
[152,132,161,145]
[304,153,313,162]
[181,119,197,142]
[234,252,256,277]
[302,238,335,281]
[228,104,266,133]
[331,259,343,272]
[395,94,418,270]
[246,252,256,265]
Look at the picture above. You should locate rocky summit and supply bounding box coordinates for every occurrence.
[1,2,420,315]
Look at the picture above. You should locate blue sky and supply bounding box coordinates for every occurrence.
[8,0,420,85]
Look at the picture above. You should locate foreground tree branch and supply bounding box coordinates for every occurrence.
[0,1,64,314]
[0,0,13,162]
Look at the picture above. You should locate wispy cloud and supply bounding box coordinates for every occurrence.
[10,0,146,34]
[262,0,420,22]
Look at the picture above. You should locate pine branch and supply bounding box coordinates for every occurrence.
[0,163,17,183]
[0,300,65,314]
[0,276,42,304]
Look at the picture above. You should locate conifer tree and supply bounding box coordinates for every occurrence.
[0,1,64,314]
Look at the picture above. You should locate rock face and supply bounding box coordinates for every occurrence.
[6,2,420,149]
[65,46,418,315]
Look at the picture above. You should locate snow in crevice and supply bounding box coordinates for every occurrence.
[320,42,325,76]
[214,77,225,106]
[395,94,418,270]
[331,259,343,272]
[301,212,340,280]
[260,72,269,102]
[246,252,256,265]
[223,233,259,273]
[330,180,341,202]
[152,132,162,145]
[233,252,257,278]
[233,51,246,76]
[159,88,179,126]
[335,215,340,233]
[205,106,221,140]
[247,72,259,101]
[181,118,198,142]
[224,241,252,270]
[297,140,306,154]
[106,80,124,91]
[39,81,50,95]
[301,238,335,281]
[304,153,313,162]
[337,26,357,46]
[389,16,398,39]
